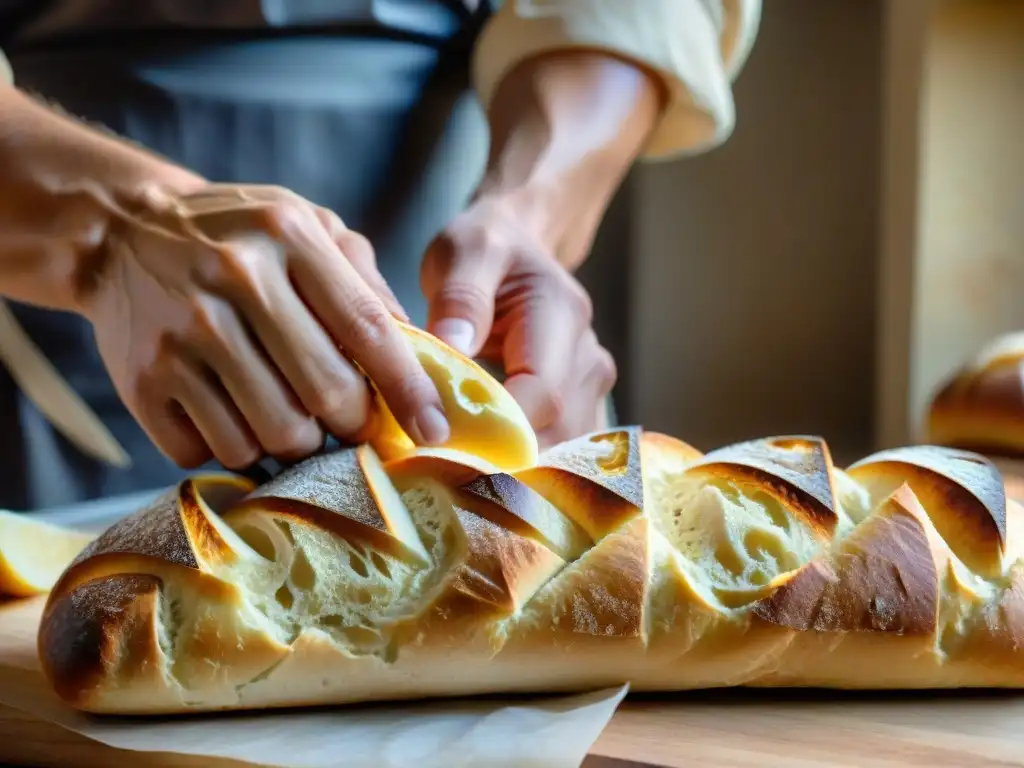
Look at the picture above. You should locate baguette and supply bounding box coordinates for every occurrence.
[0,511,94,599]
[38,332,1024,715]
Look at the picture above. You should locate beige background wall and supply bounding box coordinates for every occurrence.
[909,0,1024,441]
[620,0,883,464]
[582,0,1024,465]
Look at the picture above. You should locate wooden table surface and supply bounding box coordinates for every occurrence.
[4,596,1024,768]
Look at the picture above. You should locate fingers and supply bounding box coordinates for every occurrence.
[421,226,508,358]
[217,233,375,442]
[122,185,448,467]
[503,271,594,432]
[534,330,617,448]
[135,359,256,470]
[282,206,450,446]
[183,294,325,462]
[314,208,409,321]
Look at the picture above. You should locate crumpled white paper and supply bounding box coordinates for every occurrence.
[0,676,628,768]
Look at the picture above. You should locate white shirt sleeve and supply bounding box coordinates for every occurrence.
[0,49,12,85]
[473,0,762,160]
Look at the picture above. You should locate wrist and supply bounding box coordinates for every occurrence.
[0,87,205,314]
[479,51,662,269]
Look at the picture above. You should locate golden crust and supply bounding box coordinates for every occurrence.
[226,446,428,564]
[61,475,253,579]
[753,484,939,634]
[514,427,645,540]
[384,447,501,487]
[456,473,591,561]
[686,436,839,537]
[847,446,1006,578]
[38,574,165,708]
[35,327,1024,716]
[395,504,565,651]
[503,516,650,653]
[926,333,1024,457]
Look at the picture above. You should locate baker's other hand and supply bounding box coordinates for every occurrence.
[420,49,663,447]
[82,184,450,470]
[421,195,616,449]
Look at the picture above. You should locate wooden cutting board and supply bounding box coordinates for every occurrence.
[3,596,1024,768]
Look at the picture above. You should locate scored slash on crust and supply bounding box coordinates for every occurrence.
[32,323,1024,713]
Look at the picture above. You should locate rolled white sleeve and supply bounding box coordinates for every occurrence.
[0,49,12,85]
[473,0,762,160]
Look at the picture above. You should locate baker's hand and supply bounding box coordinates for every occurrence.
[422,196,616,448]
[82,184,450,469]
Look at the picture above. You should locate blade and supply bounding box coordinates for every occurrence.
[0,300,131,468]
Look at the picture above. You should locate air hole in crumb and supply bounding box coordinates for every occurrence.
[356,588,372,604]
[348,550,369,578]
[753,491,791,531]
[442,525,459,555]
[748,569,769,586]
[744,528,786,565]
[340,626,381,646]
[459,378,491,407]
[275,520,296,545]
[237,524,277,561]
[320,615,345,627]
[275,585,294,609]
[370,552,392,578]
[714,541,746,576]
[290,548,317,591]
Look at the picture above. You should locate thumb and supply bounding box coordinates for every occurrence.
[421,230,506,358]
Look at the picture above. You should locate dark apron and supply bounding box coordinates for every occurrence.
[0,4,492,509]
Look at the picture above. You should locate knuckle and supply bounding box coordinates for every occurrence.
[460,222,504,254]
[200,242,265,296]
[186,295,233,347]
[562,278,593,324]
[376,369,436,417]
[170,444,210,470]
[266,417,324,460]
[336,227,371,254]
[259,199,293,232]
[533,383,565,429]
[135,334,179,391]
[444,219,507,262]
[345,297,394,351]
[219,441,262,471]
[438,280,492,316]
[307,380,367,424]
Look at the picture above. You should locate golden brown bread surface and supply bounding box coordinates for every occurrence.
[37,329,1024,715]
[927,332,1024,457]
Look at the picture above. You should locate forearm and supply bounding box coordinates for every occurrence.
[476,51,663,270]
[0,86,204,313]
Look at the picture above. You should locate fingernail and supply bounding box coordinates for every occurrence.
[412,405,450,446]
[432,318,475,356]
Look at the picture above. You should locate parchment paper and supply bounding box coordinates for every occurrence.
[0,671,628,768]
